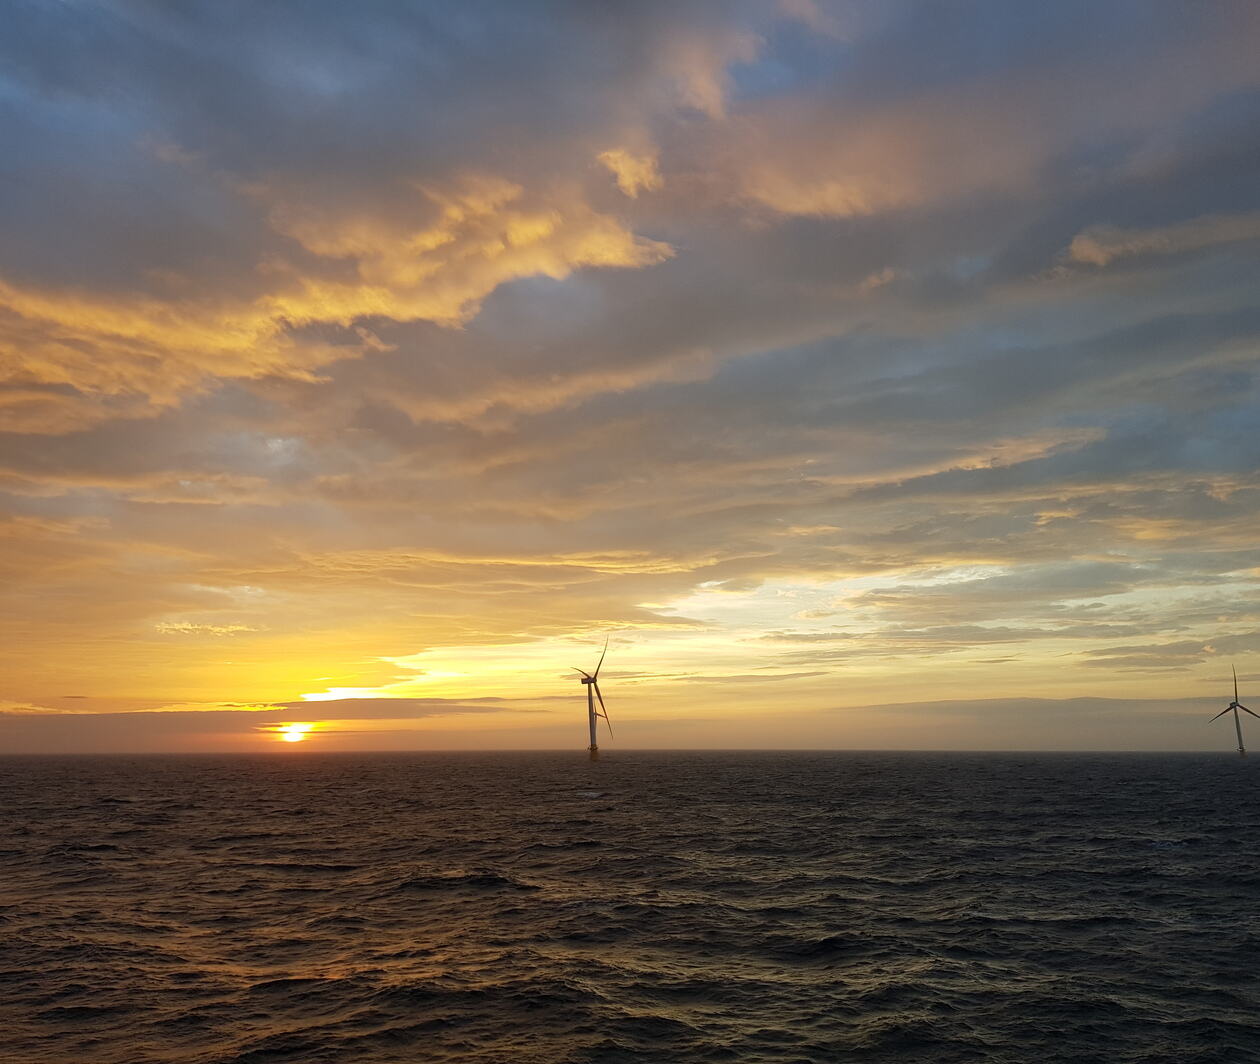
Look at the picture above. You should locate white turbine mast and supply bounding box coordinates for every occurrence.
[1210,665,1258,756]
[572,638,613,760]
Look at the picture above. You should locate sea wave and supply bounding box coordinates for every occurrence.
[2,751,1257,1062]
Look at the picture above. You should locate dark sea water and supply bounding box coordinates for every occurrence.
[2,752,1258,1063]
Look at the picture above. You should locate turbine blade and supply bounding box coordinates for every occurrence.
[1210,707,1232,721]
[592,636,609,680]
[593,682,613,739]
[1234,665,1239,704]
[570,667,592,677]
[1239,704,1260,719]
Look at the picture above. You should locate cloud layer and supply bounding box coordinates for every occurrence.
[2,1,1259,751]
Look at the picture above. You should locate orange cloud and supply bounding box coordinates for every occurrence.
[598,148,664,198]
[0,174,672,433]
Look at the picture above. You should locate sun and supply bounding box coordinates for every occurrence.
[278,722,314,743]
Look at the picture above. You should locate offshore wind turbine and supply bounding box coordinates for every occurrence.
[572,638,613,760]
[1211,666,1258,757]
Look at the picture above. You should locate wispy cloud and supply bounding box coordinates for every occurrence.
[1068,211,1260,267]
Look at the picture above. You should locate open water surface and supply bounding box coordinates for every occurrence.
[1,751,1257,1063]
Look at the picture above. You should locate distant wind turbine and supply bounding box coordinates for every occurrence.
[572,638,613,760]
[1211,666,1258,757]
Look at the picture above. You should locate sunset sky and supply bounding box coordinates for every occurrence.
[3,1,1260,752]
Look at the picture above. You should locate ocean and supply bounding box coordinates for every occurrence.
[1,752,1257,1063]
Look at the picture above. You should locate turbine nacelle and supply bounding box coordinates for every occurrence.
[1223,702,1258,719]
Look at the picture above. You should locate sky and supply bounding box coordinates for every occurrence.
[2,0,1260,753]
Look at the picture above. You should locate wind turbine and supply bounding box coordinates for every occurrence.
[572,638,612,760]
[1211,666,1258,757]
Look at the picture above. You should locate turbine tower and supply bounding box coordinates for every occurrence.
[1211,666,1257,757]
[572,639,613,760]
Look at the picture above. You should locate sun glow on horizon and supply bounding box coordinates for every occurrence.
[277,722,314,743]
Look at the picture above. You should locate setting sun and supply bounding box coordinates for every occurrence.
[278,723,313,744]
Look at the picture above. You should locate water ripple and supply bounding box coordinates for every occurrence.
[1,751,1257,1062]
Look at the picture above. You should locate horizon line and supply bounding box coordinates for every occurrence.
[0,746,1248,758]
